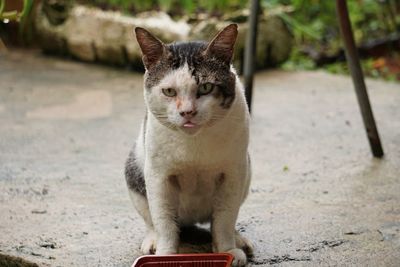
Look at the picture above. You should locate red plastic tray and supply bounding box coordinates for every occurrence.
[132,253,233,267]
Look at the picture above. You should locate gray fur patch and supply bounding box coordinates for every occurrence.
[125,148,146,196]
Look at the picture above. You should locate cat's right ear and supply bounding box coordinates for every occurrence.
[204,24,238,64]
[135,27,165,69]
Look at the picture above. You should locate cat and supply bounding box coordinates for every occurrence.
[125,24,253,266]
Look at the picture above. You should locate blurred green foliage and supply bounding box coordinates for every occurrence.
[265,0,399,44]
[88,0,247,15]
[265,0,400,80]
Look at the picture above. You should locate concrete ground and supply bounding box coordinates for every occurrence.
[0,50,399,267]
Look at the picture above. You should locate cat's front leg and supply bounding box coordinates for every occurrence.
[145,167,179,255]
[212,169,248,267]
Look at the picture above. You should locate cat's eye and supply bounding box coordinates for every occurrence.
[162,88,177,97]
[198,83,214,95]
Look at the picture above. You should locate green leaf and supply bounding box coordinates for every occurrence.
[0,0,5,18]
[1,11,18,20]
[21,0,33,19]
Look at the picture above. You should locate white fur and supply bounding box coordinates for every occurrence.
[130,65,251,266]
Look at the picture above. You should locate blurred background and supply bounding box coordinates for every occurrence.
[1,0,400,80]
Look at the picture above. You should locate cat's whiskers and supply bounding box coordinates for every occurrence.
[209,115,243,124]
[152,113,169,119]
[152,113,168,117]
[213,114,242,120]
[163,121,178,131]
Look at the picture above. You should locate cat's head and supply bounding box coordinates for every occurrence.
[135,24,238,135]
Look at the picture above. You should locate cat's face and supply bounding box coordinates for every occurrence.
[135,25,238,135]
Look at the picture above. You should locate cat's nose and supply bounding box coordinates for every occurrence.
[179,110,197,118]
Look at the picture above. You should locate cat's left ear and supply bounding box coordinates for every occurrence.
[205,24,238,64]
[135,27,165,69]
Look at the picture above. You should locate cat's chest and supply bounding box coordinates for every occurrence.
[174,169,222,224]
[174,168,222,195]
[172,138,227,165]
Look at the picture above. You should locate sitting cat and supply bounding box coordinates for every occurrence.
[125,24,253,266]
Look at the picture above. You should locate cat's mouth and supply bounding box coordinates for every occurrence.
[183,121,197,128]
[180,120,201,135]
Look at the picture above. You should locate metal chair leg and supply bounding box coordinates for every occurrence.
[336,0,384,158]
[243,0,260,113]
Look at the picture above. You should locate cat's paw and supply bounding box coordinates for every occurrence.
[235,233,254,257]
[140,231,157,254]
[228,248,247,267]
[154,243,178,255]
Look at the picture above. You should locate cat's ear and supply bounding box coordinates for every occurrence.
[135,27,165,69]
[205,24,238,64]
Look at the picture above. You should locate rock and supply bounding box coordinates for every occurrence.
[35,3,292,70]
[63,6,101,62]
[35,4,190,67]
[42,0,73,26]
[257,15,293,67]
[35,3,68,55]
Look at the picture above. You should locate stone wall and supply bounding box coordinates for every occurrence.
[35,3,293,71]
